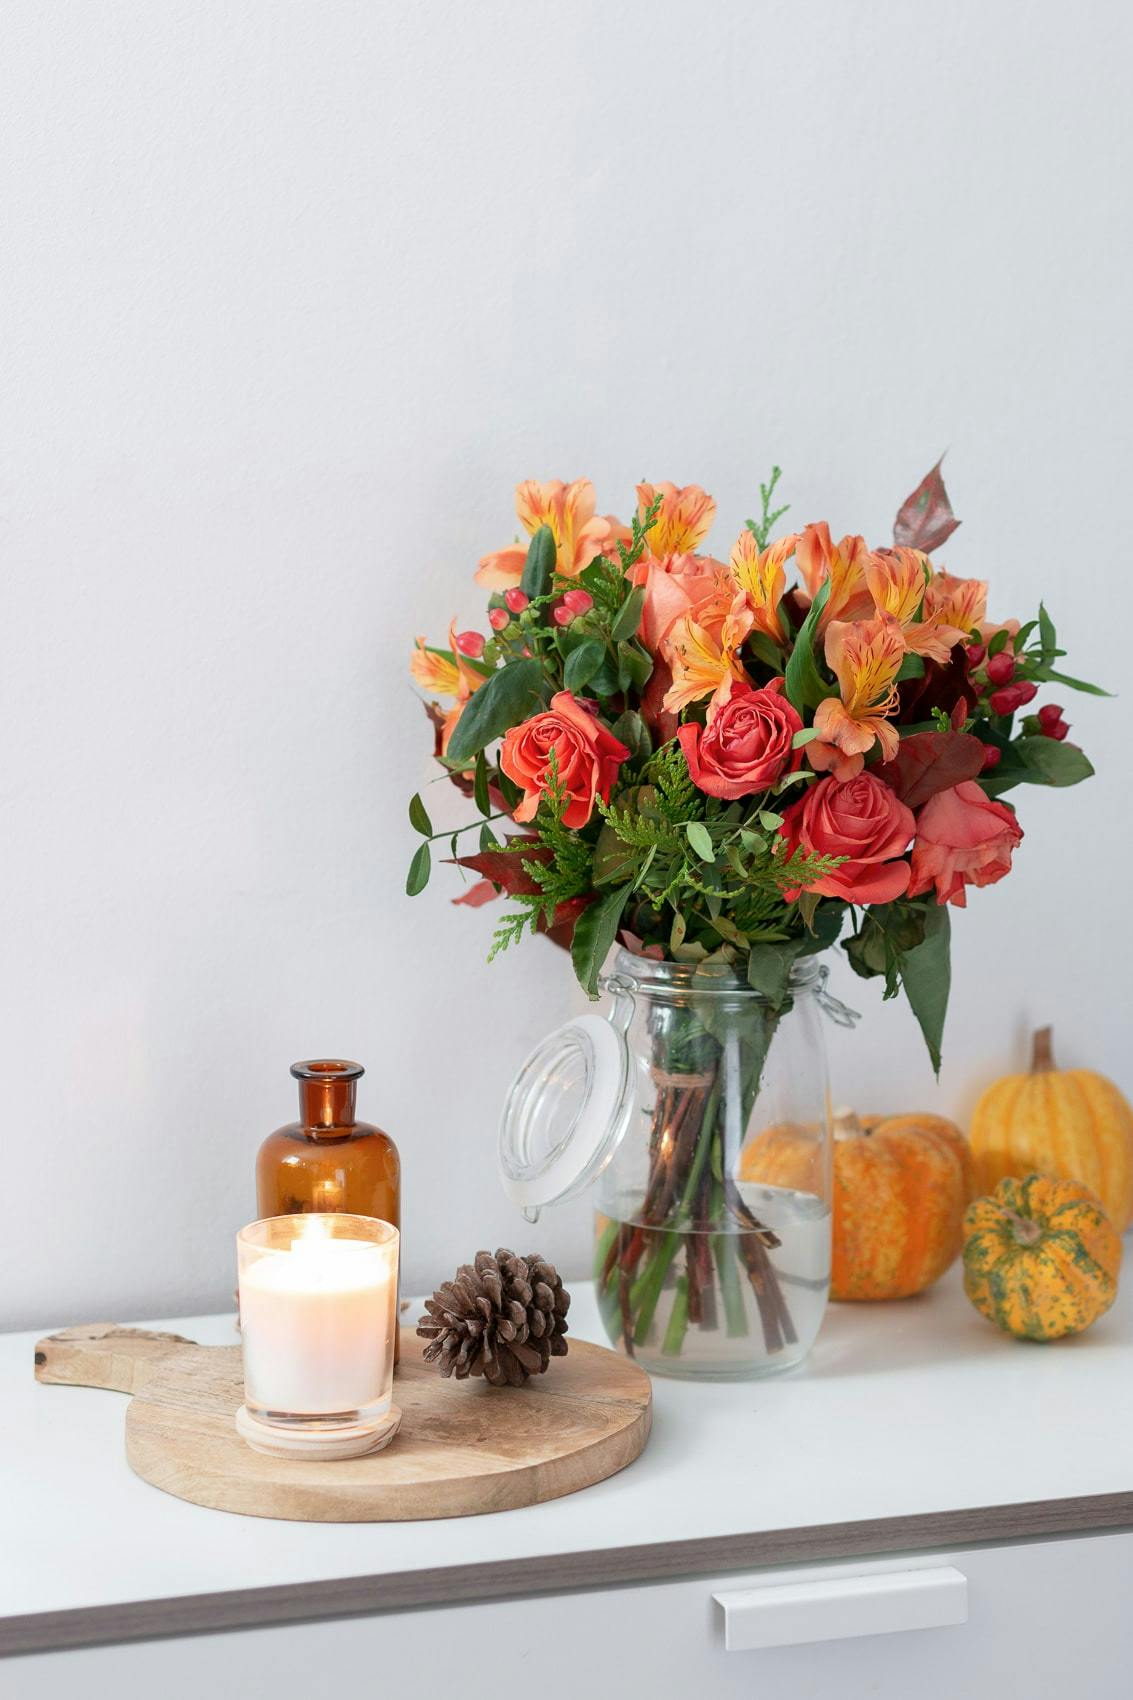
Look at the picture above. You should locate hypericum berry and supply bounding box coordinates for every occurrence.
[488,607,510,631]
[1038,702,1064,729]
[551,602,573,626]
[986,651,1016,685]
[989,684,1022,715]
[453,630,485,658]
[1013,679,1037,707]
[966,643,987,666]
[1048,719,1070,741]
[981,744,1002,770]
[504,588,529,613]
[561,588,594,616]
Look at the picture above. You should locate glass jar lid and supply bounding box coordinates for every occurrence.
[498,1013,629,1220]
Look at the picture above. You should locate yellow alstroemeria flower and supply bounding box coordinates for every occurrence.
[636,482,717,560]
[475,479,628,589]
[866,548,970,664]
[661,594,753,717]
[796,523,874,633]
[729,530,797,644]
[810,616,905,776]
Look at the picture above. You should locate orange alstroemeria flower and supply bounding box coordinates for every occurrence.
[810,616,905,778]
[409,636,462,697]
[636,483,717,560]
[924,568,988,636]
[866,548,969,664]
[796,523,874,632]
[662,594,753,717]
[476,479,628,589]
[408,624,487,759]
[729,531,797,645]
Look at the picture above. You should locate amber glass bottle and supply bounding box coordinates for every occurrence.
[256,1060,402,1358]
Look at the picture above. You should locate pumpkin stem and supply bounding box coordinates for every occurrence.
[1031,1026,1055,1074]
[1004,1210,1043,1247]
[833,1107,864,1139]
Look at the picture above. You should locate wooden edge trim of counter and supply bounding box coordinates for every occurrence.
[3,1491,1131,1659]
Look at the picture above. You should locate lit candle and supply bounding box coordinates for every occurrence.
[236,1213,399,1457]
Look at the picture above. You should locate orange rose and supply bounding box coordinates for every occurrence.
[500,692,629,828]
[780,773,915,904]
[629,551,722,653]
[908,781,1022,907]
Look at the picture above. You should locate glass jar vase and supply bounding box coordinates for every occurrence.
[500,950,853,1380]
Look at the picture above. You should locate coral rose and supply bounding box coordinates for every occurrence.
[678,679,802,800]
[500,691,629,828]
[908,780,1022,907]
[780,772,915,904]
[629,550,722,653]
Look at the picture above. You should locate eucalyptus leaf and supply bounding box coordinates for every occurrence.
[791,726,819,748]
[686,820,714,861]
[408,793,432,835]
[520,524,556,599]
[405,841,431,896]
[445,658,544,763]
[758,809,784,831]
[473,751,491,817]
[563,638,605,693]
[571,885,632,1000]
[611,585,645,642]
[1017,737,1095,787]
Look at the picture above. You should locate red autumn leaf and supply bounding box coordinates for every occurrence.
[451,879,499,909]
[541,895,594,950]
[874,731,986,809]
[893,458,961,554]
[449,836,549,897]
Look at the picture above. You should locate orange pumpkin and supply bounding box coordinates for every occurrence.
[970,1028,1133,1231]
[740,1110,973,1300]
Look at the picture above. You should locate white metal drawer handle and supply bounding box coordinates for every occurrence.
[714,1566,968,1652]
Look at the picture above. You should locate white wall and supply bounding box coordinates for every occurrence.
[3,0,1130,1331]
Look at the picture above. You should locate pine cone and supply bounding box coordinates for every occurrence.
[417,1250,570,1387]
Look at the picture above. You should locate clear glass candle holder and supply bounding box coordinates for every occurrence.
[235,1213,400,1458]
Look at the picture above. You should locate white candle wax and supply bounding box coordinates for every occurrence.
[240,1227,395,1418]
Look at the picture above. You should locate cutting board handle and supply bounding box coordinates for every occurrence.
[34,1322,200,1395]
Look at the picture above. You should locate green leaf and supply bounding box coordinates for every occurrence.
[757,809,784,831]
[685,820,714,861]
[1034,667,1112,698]
[616,639,653,692]
[897,653,926,682]
[1038,601,1057,655]
[445,658,544,763]
[746,942,794,1008]
[496,766,523,811]
[473,751,491,817]
[1016,736,1095,787]
[611,585,645,642]
[408,792,432,835]
[797,900,846,955]
[987,627,1010,656]
[479,822,499,852]
[747,630,785,671]
[898,903,951,1075]
[405,841,432,896]
[784,581,832,712]
[571,885,632,1000]
[611,709,652,762]
[791,726,819,748]
[520,525,556,599]
[563,638,605,693]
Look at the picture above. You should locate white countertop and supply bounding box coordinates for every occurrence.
[3,1270,1131,1655]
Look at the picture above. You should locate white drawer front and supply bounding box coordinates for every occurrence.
[715,1563,968,1650]
[5,1531,1130,1700]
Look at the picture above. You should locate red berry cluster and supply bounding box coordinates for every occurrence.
[1037,702,1070,741]
[966,641,1070,745]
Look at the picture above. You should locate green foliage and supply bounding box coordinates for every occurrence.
[406,841,431,896]
[745,466,790,550]
[408,793,432,835]
[446,658,544,762]
[785,581,834,712]
[572,885,633,999]
[520,524,556,598]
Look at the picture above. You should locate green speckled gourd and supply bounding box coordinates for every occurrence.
[961,1173,1121,1341]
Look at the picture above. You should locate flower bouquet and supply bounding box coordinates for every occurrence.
[406,464,1103,1367]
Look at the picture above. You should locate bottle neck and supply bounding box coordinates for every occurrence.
[298,1076,357,1130]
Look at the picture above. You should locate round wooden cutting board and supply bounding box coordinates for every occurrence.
[34,1321,652,1522]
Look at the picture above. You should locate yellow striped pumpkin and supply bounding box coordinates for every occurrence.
[970,1028,1133,1231]
[962,1173,1121,1340]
